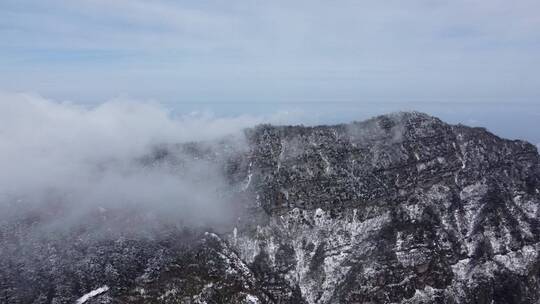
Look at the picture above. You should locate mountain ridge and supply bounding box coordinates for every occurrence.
[1,112,539,304]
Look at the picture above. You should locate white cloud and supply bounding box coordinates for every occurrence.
[0,1,539,105]
[0,92,283,232]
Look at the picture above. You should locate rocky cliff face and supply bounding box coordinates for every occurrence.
[1,112,539,304]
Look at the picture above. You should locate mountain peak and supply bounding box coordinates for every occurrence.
[2,112,539,304]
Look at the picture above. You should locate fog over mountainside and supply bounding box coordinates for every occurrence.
[0,93,268,232]
[1,95,539,303]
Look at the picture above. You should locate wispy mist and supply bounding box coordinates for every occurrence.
[0,93,266,234]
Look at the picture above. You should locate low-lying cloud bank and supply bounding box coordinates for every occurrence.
[0,92,276,233]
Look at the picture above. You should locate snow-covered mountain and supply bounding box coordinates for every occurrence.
[2,112,539,303]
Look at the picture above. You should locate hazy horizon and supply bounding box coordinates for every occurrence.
[1,1,539,143]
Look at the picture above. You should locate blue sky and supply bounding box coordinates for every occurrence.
[0,0,539,143]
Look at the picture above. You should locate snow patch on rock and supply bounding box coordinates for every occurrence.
[75,286,109,304]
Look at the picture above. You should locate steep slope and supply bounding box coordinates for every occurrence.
[1,112,539,304]
[228,112,540,303]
